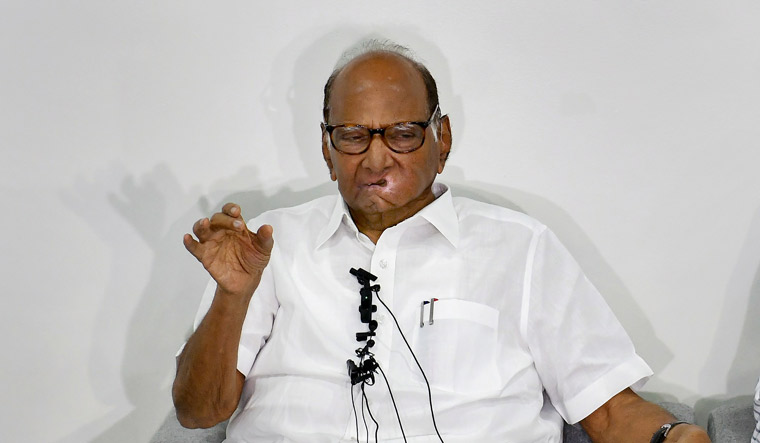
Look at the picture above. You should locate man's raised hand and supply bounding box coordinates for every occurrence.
[183,203,274,300]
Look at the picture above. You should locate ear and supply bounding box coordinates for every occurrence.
[436,115,452,174]
[321,125,337,181]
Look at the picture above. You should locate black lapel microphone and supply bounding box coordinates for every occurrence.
[346,267,444,442]
[347,268,380,385]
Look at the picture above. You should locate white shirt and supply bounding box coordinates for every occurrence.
[190,183,652,442]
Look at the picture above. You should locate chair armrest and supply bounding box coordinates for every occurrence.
[707,399,754,443]
[150,410,228,443]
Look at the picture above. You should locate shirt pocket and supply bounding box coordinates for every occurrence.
[410,299,502,394]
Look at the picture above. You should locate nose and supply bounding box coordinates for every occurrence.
[361,133,394,173]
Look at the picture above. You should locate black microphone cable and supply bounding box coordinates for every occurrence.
[360,386,370,442]
[376,364,406,442]
[349,350,407,443]
[348,354,382,443]
[348,267,443,442]
[374,291,445,443]
[350,381,360,441]
[361,381,379,442]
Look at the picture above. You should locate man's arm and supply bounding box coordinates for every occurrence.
[580,388,710,443]
[172,203,274,429]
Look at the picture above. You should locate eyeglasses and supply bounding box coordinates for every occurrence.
[323,105,440,155]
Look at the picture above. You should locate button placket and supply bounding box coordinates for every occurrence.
[369,231,400,371]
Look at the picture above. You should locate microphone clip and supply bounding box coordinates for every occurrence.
[347,267,383,386]
[347,356,378,386]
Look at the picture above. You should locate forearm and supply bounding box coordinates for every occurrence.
[582,393,672,442]
[581,389,710,443]
[172,288,251,428]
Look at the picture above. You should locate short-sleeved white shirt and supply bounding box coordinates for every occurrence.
[190,183,652,442]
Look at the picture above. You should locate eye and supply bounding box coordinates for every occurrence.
[387,124,422,141]
[345,133,368,143]
[335,127,369,144]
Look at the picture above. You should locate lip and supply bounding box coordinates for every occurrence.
[361,178,388,188]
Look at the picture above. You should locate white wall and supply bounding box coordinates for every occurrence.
[2,1,759,441]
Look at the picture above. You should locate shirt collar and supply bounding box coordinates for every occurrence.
[416,182,459,248]
[315,195,354,249]
[315,182,459,250]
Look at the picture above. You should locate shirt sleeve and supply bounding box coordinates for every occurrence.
[524,228,653,424]
[180,215,281,378]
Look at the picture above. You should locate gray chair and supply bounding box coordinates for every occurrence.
[151,411,227,443]
[152,402,695,443]
[707,398,755,443]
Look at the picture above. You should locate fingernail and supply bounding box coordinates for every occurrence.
[233,220,243,229]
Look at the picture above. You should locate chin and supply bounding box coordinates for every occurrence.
[355,199,396,215]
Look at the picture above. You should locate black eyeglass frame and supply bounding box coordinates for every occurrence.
[322,105,442,155]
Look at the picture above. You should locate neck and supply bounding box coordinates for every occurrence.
[349,189,437,244]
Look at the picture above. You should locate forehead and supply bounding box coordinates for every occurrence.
[329,52,429,124]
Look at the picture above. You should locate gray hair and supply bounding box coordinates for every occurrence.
[322,39,441,131]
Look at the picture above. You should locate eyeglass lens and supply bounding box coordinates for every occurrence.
[332,123,425,154]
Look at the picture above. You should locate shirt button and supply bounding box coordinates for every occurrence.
[379,259,388,269]
[377,314,385,324]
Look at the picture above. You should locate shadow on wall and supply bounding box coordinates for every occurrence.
[56,163,680,442]
[53,28,458,443]
[56,161,334,443]
[57,164,213,442]
[58,28,679,442]
[262,26,464,184]
[695,205,760,424]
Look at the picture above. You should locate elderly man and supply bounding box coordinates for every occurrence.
[173,41,709,442]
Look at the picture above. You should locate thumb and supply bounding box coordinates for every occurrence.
[254,224,275,253]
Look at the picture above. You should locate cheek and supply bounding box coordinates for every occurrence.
[332,156,359,182]
[409,151,441,181]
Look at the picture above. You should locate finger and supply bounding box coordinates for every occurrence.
[222,202,242,218]
[253,224,275,254]
[210,211,246,231]
[183,233,203,261]
[192,217,213,240]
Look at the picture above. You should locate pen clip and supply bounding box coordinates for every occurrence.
[429,298,438,325]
